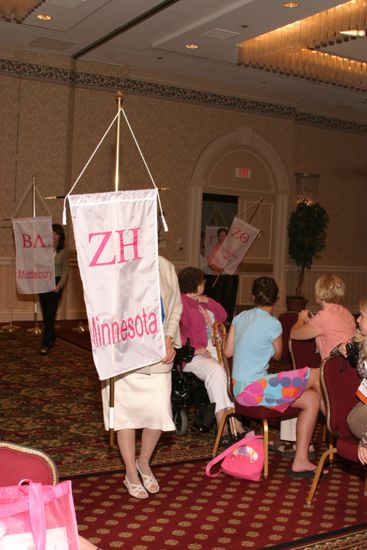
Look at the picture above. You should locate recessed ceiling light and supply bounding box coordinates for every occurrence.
[340,29,366,37]
[36,13,53,21]
[282,2,300,8]
[185,43,199,50]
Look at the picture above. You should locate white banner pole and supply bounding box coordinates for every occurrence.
[108,91,124,447]
[28,175,42,335]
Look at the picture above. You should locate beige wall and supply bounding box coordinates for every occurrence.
[0,51,366,320]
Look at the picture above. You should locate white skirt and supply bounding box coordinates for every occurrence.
[101,369,175,432]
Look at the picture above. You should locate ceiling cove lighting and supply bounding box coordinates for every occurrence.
[0,0,47,23]
[340,29,366,37]
[238,0,367,91]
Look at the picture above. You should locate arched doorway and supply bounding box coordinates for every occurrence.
[187,126,290,313]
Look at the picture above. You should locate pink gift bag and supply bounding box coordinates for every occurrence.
[0,479,80,550]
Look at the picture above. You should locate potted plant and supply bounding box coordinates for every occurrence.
[287,200,329,312]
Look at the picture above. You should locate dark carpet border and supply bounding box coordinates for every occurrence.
[268,522,367,549]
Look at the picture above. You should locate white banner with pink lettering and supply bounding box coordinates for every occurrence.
[12,216,54,294]
[211,216,260,275]
[68,189,164,380]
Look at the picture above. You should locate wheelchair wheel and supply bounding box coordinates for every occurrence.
[173,409,188,436]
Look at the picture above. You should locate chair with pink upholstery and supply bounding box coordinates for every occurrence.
[0,441,58,487]
[306,354,367,504]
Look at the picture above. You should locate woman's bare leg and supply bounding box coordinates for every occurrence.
[306,368,326,415]
[137,428,162,493]
[137,428,161,480]
[117,429,140,484]
[291,388,320,472]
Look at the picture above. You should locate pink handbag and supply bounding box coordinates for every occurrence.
[0,479,80,550]
[206,431,264,481]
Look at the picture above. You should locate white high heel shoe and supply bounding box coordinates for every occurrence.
[123,476,148,499]
[136,459,160,493]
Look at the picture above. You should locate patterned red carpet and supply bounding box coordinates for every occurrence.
[1,322,367,549]
[73,459,367,549]
[0,324,215,478]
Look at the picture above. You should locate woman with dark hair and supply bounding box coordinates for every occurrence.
[178,266,244,438]
[225,276,324,477]
[39,223,68,355]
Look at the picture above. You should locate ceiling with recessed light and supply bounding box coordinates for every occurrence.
[0,0,366,123]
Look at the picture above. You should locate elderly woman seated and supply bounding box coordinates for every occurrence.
[177,266,244,442]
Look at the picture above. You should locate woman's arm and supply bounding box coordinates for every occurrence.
[198,295,227,323]
[272,334,283,361]
[290,309,318,340]
[224,324,235,358]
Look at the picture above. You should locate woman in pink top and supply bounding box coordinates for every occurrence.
[178,266,244,436]
[291,274,356,360]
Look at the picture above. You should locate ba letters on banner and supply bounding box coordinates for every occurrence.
[12,216,54,294]
[211,216,260,275]
[68,189,164,381]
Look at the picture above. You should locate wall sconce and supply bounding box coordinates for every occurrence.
[295,172,320,205]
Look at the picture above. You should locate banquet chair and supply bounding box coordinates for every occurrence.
[289,337,321,370]
[0,441,58,487]
[212,323,300,478]
[306,355,367,505]
[278,312,298,366]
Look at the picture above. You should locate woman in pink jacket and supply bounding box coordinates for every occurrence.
[178,266,244,437]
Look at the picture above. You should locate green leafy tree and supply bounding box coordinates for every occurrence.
[288,201,329,297]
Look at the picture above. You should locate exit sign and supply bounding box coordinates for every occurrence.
[235,167,251,178]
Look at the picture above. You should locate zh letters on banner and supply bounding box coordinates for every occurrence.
[211,216,260,275]
[68,189,164,381]
[12,216,54,294]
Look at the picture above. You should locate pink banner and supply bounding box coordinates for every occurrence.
[211,216,260,275]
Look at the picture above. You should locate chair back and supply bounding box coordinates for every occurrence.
[213,321,235,401]
[278,312,298,364]
[289,337,321,370]
[0,441,59,487]
[321,355,360,439]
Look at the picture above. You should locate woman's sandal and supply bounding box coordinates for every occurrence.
[123,476,149,499]
[136,459,160,494]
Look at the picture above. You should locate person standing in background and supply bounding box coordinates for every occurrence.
[39,223,68,355]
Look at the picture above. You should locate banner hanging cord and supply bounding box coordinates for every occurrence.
[62,110,120,225]
[63,106,168,231]
[120,107,167,232]
[14,182,51,218]
[237,197,262,221]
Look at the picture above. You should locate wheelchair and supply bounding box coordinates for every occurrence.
[171,344,215,436]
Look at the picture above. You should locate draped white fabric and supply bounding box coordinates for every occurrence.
[211,216,260,275]
[12,216,54,294]
[68,189,164,381]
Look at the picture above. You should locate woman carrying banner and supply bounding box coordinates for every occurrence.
[39,223,68,355]
[103,256,182,500]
